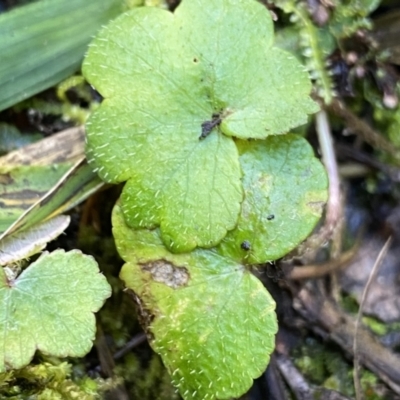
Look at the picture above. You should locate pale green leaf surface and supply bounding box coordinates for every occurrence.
[83,7,210,108]
[113,204,277,400]
[219,48,318,139]
[175,0,274,66]
[175,0,318,138]
[120,131,242,252]
[83,0,316,252]
[218,135,328,263]
[85,96,208,185]
[0,250,111,372]
[87,98,241,252]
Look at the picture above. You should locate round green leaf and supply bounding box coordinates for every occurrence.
[83,0,317,252]
[113,204,277,400]
[218,135,328,263]
[0,250,111,372]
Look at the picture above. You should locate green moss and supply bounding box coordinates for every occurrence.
[294,338,386,399]
[0,362,110,399]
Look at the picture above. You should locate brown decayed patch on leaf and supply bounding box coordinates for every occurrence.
[139,260,189,289]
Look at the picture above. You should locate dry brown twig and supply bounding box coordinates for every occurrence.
[274,351,352,400]
[328,99,400,159]
[286,239,359,280]
[316,110,342,244]
[293,110,343,260]
[353,236,393,400]
[292,282,400,394]
[0,126,85,168]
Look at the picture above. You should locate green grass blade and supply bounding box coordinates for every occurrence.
[0,0,124,111]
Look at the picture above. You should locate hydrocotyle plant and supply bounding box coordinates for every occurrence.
[82,0,328,398]
[83,0,321,253]
[0,249,111,372]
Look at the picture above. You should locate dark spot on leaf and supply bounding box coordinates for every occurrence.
[241,240,251,251]
[193,57,198,63]
[199,113,221,140]
[267,214,275,220]
[139,259,189,289]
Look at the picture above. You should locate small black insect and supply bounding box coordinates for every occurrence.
[199,113,221,140]
[240,240,251,251]
[329,51,354,97]
[267,214,275,220]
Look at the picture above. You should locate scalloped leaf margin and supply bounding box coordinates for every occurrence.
[83,0,318,253]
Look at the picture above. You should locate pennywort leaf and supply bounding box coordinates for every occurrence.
[218,135,328,264]
[0,250,111,372]
[113,204,277,400]
[83,0,318,252]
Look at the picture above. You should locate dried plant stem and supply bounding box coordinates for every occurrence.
[294,283,400,394]
[316,110,342,243]
[292,110,342,258]
[275,353,313,399]
[353,236,392,400]
[113,332,147,360]
[328,99,400,158]
[287,240,358,280]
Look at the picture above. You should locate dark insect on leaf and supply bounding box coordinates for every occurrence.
[267,214,275,220]
[199,113,221,140]
[241,240,251,251]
